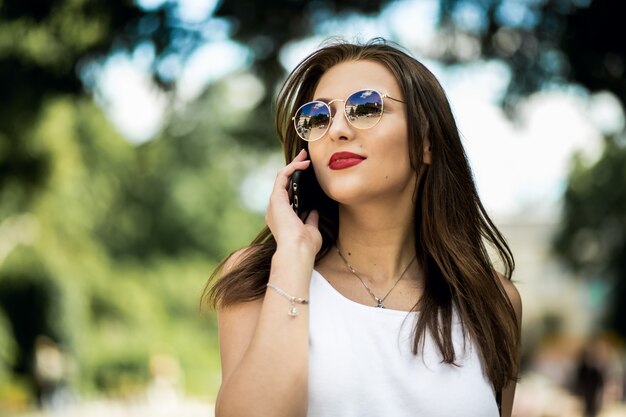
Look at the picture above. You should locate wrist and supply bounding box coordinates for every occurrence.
[271,245,316,279]
[273,242,317,263]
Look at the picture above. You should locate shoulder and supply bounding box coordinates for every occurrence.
[496,271,522,325]
[217,245,265,315]
[217,246,265,384]
[217,245,265,326]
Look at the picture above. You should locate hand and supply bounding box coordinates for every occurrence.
[265,149,323,257]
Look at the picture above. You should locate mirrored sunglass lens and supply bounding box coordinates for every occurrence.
[294,101,330,141]
[345,90,383,129]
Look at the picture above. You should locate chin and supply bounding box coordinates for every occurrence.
[321,182,373,206]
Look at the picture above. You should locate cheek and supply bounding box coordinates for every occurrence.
[380,131,411,168]
[307,142,326,170]
[375,143,414,185]
[307,143,335,195]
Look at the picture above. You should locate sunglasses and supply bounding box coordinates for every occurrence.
[292,89,405,142]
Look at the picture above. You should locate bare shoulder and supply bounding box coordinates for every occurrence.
[496,271,522,323]
[217,246,265,386]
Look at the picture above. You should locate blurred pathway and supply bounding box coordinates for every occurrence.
[9,397,214,417]
[513,372,626,417]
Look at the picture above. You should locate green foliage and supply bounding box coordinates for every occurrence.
[0,87,265,405]
[0,0,212,210]
[0,309,16,382]
[440,0,626,110]
[553,137,626,337]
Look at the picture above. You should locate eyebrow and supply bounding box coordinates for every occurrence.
[312,97,331,103]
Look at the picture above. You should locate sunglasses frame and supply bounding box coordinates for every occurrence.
[291,89,405,142]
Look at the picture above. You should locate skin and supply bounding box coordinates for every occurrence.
[215,60,522,417]
[308,60,427,310]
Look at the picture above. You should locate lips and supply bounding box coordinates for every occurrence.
[328,151,366,170]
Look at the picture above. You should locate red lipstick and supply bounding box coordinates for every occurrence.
[328,152,366,170]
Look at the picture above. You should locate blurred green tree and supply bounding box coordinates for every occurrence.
[1,0,144,201]
[553,138,626,337]
[0,83,259,403]
[0,0,263,402]
[439,0,625,110]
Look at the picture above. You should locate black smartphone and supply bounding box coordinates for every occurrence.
[288,163,315,220]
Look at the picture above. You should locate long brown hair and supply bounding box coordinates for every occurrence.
[204,39,519,391]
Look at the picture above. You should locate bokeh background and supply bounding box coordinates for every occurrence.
[1,0,625,416]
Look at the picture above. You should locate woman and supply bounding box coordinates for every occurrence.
[205,39,522,417]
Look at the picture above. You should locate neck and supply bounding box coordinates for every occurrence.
[335,199,420,287]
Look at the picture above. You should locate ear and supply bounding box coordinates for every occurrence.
[423,138,432,165]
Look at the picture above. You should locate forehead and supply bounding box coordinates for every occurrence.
[313,60,402,100]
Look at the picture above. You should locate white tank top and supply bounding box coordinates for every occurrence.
[307,270,499,417]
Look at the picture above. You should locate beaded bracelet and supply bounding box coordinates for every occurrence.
[266,283,309,317]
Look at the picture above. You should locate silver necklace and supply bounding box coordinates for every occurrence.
[335,245,416,308]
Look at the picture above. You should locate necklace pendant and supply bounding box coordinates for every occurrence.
[336,245,416,313]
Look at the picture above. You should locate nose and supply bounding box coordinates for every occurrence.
[326,100,353,141]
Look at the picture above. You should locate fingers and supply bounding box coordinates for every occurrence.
[293,148,308,162]
[272,149,311,193]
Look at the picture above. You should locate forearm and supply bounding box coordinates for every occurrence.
[216,246,314,417]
